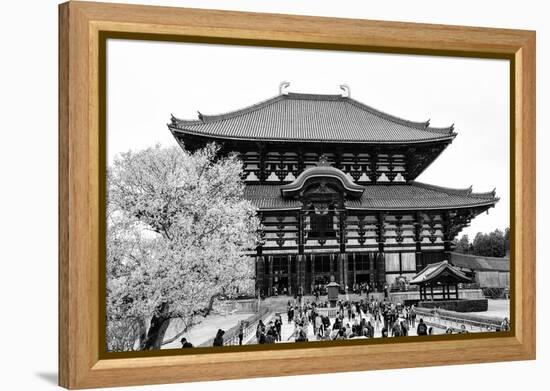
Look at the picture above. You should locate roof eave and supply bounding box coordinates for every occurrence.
[345,200,498,211]
[169,126,457,145]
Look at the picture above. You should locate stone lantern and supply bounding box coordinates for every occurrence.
[326,275,340,307]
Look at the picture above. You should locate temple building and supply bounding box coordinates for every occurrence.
[169,84,499,296]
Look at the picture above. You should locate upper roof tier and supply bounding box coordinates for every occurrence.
[169,91,457,144]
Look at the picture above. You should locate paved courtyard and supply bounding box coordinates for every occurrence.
[162,312,255,349]
[162,297,510,348]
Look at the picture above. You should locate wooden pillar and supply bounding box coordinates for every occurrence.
[430,286,434,301]
[333,254,342,286]
[287,255,292,295]
[353,253,357,285]
[376,212,386,291]
[298,211,304,255]
[414,211,423,271]
[334,148,343,170]
[443,211,452,260]
[258,143,267,183]
[267,255,273,296]
[256,256,265,296]
[368,148,380,183]
[342,253,348,289]
[339,211,346,253]
[297,147,305,176]
[298,254,306,295]
[296,254,302,294]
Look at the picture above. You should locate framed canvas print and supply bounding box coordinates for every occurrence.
[58,1,536,389]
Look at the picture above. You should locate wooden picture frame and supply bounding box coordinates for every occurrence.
[58,1,536,389]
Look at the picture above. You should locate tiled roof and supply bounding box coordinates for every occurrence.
[410,260,472,285]
[243,185,302,210]
[169,92,456,144]
[346,182,498,210]
[450,252,509,272]
[243,182,498,211]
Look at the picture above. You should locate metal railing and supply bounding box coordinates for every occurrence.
[223,307,270,346]
[198,307,269,347]
[415,308,505,332]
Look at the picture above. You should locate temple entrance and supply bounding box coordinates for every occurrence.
[355,273,370,284]
[272,276,288,296]
[312,275,330,295]
[314,275,330,285]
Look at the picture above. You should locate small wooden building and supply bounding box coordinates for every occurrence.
[410,260,472,301]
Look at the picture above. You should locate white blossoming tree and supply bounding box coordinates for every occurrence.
[106,144,261,350]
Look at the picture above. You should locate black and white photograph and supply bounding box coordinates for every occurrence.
[105,40,511,352]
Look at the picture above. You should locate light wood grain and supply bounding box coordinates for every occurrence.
[58,1,536,389]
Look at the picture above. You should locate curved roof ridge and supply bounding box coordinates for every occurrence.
[470,188,498,199]
[280,165,365,198]
[286,92,343,101]
[411,181,474,196]
[172,94,284,126]
[428,123,456,135]
[410,260,471,285]
[346,97,455,136]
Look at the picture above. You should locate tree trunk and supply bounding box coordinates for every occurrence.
[143,315,171,350]
[137,317,148,350]
[143,303,171,350]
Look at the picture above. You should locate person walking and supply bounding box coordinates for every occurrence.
[180,337,193,348]
[288,322,308,343]
[287,304,294,324]
[400,320,409,337]
[367,321,375,338]
[417,319,428,336]
[275,315,283,341]
[410,305,417,327]
[501,317,510,331]
[391,321,402,337]
[256,320,266,343]
[237,321,245,345]
[213,329,225,346]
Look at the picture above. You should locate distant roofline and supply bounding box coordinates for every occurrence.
[450,251,510,262]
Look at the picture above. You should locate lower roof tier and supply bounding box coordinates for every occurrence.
[243,181,498,211]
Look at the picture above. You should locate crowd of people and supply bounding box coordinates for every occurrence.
[279,297,436,342]
[255,315,284,344]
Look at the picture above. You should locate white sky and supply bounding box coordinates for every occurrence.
[107,39,509,238]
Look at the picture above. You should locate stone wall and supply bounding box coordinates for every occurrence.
[418,298,488,312]
[388,288,484,304]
